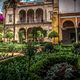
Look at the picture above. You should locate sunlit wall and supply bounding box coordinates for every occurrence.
[59,0,80,13]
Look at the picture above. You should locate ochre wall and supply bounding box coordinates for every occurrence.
[52,14,59,44]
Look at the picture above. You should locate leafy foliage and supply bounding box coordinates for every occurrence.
[30,54,78,78]
[72,43,80,55]
[44,63,77,80]
[18,30,26,43]
[0,33,3,41]
[48,31,58,43]
[0,24,4,32]
[43,42,54,53]
[0,42,26,53]
[5,31,14,42]
[29,27,47,42]
[48,31,58,38]
[0,56,28,80]
[23,43,37,80]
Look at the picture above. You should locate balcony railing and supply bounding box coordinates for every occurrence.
[17,20,51,24]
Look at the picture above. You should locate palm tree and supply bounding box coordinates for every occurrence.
[3,0,20,41]
[3,1,8,41]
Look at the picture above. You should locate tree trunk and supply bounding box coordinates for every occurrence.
[13,7,16,41]
[4,8,7,42]
[28,57,31,80]
[12,52,14,57]
[54,37,55,44]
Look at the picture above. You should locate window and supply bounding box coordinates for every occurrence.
[8,14,12,22]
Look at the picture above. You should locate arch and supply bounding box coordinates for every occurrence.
[27,9,34,23]
[19,10,26,22]
[62,20,75,43]
[18,28,26,42]
[27,28,33,38]
[63,20,74,28]
[36,8,43,23]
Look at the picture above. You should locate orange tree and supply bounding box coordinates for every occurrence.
[48,31,58,43]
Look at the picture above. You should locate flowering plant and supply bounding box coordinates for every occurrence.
[0,14,4,23]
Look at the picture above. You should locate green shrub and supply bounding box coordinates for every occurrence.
[44,63,77,80]
[0,56,28,80]
[30,73,42,80]
[0,42,26,53]
[72,43,80,55]
[43,42,54,53]
[77,68,80,79]
[30,54,78,78]
[12,40,18,43]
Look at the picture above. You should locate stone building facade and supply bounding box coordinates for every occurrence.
[52,0,80,44]
[4,0,80,43]
[4,0,53,42]
[59,0,80,43]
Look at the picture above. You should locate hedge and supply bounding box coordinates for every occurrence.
[0,56,28,80]
[0,53,78,80]
[30,54,78,78]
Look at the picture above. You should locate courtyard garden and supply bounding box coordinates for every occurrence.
[0,10,80,80]
[0,41,80,80]
[0,0,80,80]
[0,22,80,80]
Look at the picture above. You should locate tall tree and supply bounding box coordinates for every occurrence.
[3,1,8,41]
[3,0,20,41]
[30,27,47,42]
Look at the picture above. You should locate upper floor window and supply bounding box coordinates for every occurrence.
[8,14,12,22]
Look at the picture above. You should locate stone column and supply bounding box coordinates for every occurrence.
[59,26,63,42]
[26,27,28,42]
[26,9,27,23]
[43,8,45,22]
[15,27,19,41]
[75,17,78,43]
[34,9,36,23]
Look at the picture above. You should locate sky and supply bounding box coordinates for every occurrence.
[0,0,44,12]
[0,0,35,12]
[0,0,3,12]
[1,0,80,13]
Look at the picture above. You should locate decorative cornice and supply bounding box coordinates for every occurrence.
[59,12,80,16]
[5,22,52,26]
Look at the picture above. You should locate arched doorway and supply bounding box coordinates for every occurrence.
[19,10,26,23]
[18,28,26,43]
[27,27,46,42]
[27,9,34,23]
[62,21,75,43]
[27,28,33,41]
[36,8,43,23]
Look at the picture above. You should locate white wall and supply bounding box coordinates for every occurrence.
[59,0,80,13]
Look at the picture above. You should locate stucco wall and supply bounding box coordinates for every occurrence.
[59,0,80,13]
